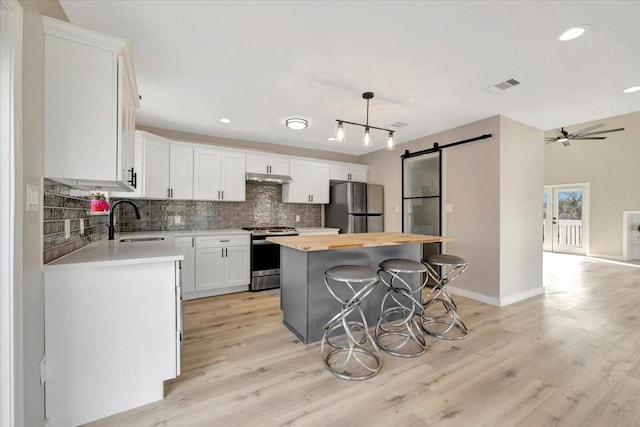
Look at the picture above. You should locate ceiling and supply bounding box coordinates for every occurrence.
[59,1,640,156]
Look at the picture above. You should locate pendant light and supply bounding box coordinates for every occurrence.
[335,91,397,150]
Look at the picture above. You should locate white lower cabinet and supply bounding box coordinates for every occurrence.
[176,233,250,299]
[43,260,180,427]
[174,236,196,294]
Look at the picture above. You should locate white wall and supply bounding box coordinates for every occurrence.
[361,115,544,306]
[499,116,544,303]
[16,1,68,425]
[544,111,640,258]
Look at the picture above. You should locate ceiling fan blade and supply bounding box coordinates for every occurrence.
[572,128,625,137]
[567,123,605,136]
[571,137,607,140]
[545,140,557,145]
[553,129,564,138]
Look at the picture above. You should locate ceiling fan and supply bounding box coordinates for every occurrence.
[545,124,625,146]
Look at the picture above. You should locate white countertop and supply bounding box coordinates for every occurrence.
[43,230,251,271]
[296,227,340,233]
[43,239,183,271]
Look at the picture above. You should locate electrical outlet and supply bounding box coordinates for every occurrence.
[295,215,300,223]
[446,204,454,213]
[395,205,400,213]
[79,219,85,235]
[174,215,181,225]
[64,219,71,239]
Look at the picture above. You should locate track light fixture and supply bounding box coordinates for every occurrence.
[336,91,396,150]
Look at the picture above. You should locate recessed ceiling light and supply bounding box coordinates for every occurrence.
[327,137,336,141]
[623,85,640,94]
[285,118,308,130]
[557,25,589,41]
[220,118,231,124]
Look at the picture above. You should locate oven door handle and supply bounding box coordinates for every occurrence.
[252,240,279,245]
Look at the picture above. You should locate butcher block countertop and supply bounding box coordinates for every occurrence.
[267,232,452,252]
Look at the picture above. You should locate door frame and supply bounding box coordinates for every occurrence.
[1,1,23,426]
[543,183,590,255]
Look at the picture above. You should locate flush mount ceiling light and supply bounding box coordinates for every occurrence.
[285,118,308,130]
[219,118,231,124]
[557,25,589,41]
[623,85,640,94]
[336,91,396,150]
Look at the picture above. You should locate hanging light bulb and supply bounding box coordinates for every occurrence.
[363,127,372,147]
[387,131,395,150]
[335,91,399,149]
[336,121,345,142]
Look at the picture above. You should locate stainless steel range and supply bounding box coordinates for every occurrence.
[242,226,299,291]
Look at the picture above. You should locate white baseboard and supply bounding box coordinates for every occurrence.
[447,285,545,307]
[586,252,626,261]
[446,286,500,306]
[499,287,545,306]
[182,284,248,300]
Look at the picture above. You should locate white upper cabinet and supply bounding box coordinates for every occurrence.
[246,153,290,176]
[193,147,246,201]
[43,17,139,192]
[115,132,193,199]
[282,160,330,204]
[329,163,368,183]
[143,134,171,199]
[169,144,194,199]
[144,137,194,199]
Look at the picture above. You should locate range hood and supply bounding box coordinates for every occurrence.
[245,172,292,184]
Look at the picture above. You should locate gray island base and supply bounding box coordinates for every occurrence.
[280,244,421,344]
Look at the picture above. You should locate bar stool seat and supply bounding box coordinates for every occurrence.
[321,265,381,380]
[422,254,469,340]
[375,258,428,358]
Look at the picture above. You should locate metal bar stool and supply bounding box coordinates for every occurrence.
[321,265,381,380]
[375,259,429,357]
[422,254,469,340]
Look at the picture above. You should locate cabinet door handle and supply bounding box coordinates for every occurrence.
[191,237,194,248]
[167,188,171,198]
[127,167,135,187]
[311,194,314,203]
[220,239,230,242]
[217,190,220,199]
[221,248,224,258]
[221,190,224,200]
[225,248,228,257]
[171,188,174,198]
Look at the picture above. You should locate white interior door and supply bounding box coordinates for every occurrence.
[543,184,589,255]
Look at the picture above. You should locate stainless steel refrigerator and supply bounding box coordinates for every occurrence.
[325,182,384,233]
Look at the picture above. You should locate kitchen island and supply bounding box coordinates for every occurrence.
[267,232,451,344]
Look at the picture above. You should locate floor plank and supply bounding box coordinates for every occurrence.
[86,253,640,426]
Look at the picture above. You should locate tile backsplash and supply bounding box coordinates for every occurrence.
[114,181,321,232]
[43,179,109,264]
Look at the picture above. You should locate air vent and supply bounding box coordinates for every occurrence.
[389,122,410,128]
[484,78,521,95]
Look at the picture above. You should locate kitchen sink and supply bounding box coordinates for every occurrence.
[119,237,165,243]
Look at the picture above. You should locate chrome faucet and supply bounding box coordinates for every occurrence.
[108,200,141,240]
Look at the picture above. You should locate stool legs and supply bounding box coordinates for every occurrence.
[321,270,381,380]
[375,268,427,357]
[422,261,469,340]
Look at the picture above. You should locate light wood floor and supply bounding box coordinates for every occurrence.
[88,253,640,426]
